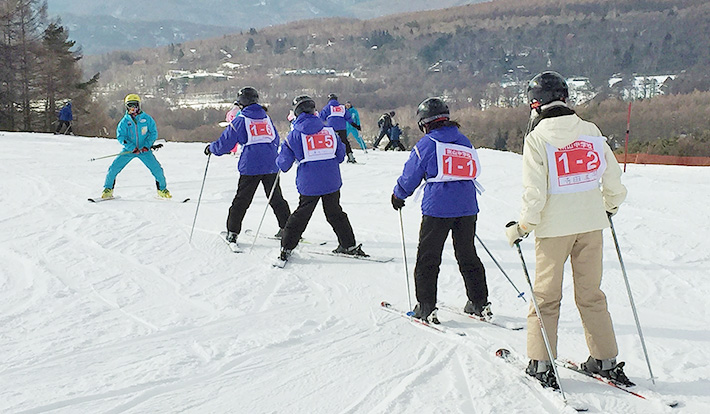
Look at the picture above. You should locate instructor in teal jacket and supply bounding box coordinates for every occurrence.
[100,94,171,199]
[345,101,366,151]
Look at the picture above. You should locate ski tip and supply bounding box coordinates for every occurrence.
[181,198,191,203]
[495,348,511,358]
[380,301,391,308]
[87,198,96,202]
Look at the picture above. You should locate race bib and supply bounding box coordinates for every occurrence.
[301,127,338,162]
[428,139,481,182]
[243,116,276,146]
[546,136,607,194]
[329,105,346,117]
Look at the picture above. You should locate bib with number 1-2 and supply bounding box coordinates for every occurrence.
[243,116,276,146]
[546,135,607,194]
[428,138,481,182]
[301,127,338,162]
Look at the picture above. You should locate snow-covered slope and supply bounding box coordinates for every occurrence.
[0,132,707,413]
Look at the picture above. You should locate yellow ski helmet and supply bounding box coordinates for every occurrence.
[124,93,141,112]
[124,93,141,104]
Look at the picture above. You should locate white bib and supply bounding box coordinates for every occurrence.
[428,138,481,183]
[301,127,338,163]
[546,135,607,194]
[329,105,346,117]
[242,115,276,146]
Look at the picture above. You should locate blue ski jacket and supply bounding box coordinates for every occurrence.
[319,99,354,131]
[393,125,480,218]
[346,107,361,137]
[208,104,280,175]
[116,111,158,152]
[58,103,73,121]
[277,113,345,196]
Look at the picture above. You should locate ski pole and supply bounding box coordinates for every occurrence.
[398,209,413,310]
[514,237,568,401]
[475,234,526,302]
[608,215,656,384]
[88,144,164,162]
[88,150,132,162]
[189,154,211,243]
[249,171,282,253]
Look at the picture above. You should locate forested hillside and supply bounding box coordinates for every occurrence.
[10,0,710,156]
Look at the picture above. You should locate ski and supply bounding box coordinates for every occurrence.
[88,196,189,203]
[243,229,326,246]
[437,303,525,330]
[272,257,288,268]
[155,197,190,203]
[88,196,121,203]
[219,231,244,253]
[557,359,680,408]
[307,250,393,263]
[380,301,466,336]
[495,349,589,412]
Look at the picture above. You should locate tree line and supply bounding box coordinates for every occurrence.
[0,0,103,133]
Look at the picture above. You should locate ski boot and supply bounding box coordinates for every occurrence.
[346,153,357,163]
[412,303,439,324]
[279,248,292,261]
[581,356,635,386]
[464,300,493,320]
[526,360,559,389]
[225,231,238,244]
[157,189,172,199]
[332,244,369,257]
[101,188,114,199]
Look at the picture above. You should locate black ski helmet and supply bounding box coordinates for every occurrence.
[416,97,449,132]
[327,93,338,101]
[236,86,259,107]
[527,71,569,112]
[292,95,316,116]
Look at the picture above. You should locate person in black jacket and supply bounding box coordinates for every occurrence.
[373,111,395,149]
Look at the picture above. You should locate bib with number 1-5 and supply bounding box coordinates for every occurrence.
[243,116,276,146]
[546,135,607,194]
[301,127,338,162]
[428,139,481,182]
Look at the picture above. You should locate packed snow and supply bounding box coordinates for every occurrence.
[0,132,708,413]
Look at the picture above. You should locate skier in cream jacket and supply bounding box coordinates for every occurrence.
[505,71,632,390]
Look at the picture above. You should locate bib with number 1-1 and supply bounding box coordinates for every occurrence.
[428,138,481,182]
[329,105,346,117]
[243,116,276,146]
[546,135,607,194]
[301,127,338,162]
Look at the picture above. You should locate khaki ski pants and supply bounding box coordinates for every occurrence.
[527,230,618,361]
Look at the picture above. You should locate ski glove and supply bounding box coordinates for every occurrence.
[505,221,534,247]
[132,148,141,154]
[606,206,619,217]
[391,194,405,210]
[140,147,150,153]
[350,122,361,131]
[204,144,212,156]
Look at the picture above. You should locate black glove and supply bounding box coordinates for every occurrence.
[391,194,405,210]
[353,123,361,131]
[204,144,212,156]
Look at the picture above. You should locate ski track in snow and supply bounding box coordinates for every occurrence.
[0,133,708,413]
